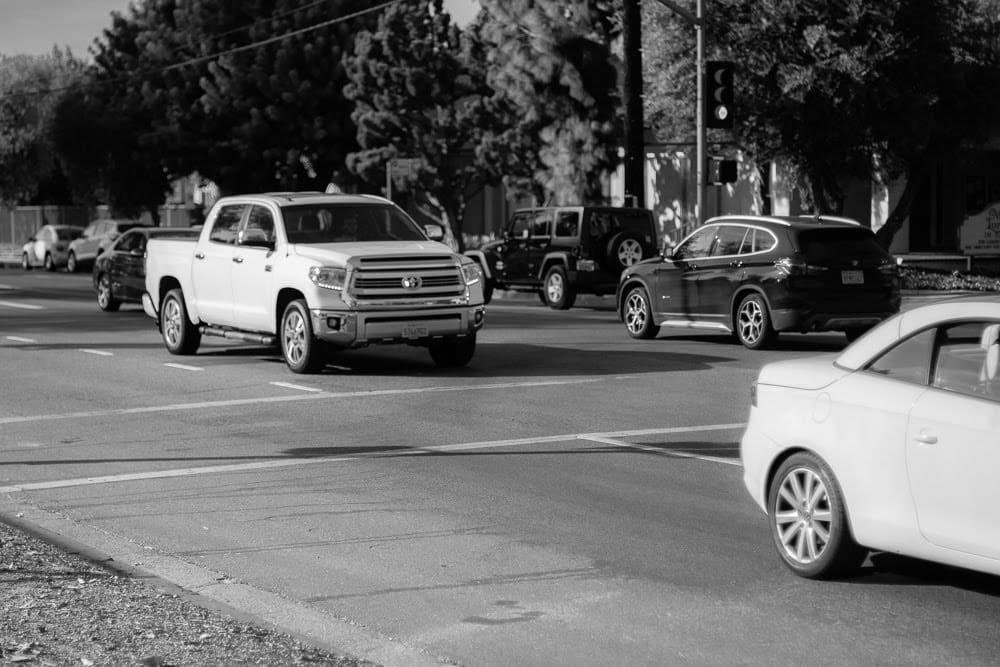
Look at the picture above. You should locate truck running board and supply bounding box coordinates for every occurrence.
[200,326,276,346]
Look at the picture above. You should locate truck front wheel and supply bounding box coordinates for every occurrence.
[160,288,201,355]
[429,334,476,368]
[281,299,326,374]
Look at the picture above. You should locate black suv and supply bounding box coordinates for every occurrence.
[616,215,901,348]
[466,206,659,308]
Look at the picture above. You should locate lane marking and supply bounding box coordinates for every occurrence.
[0,423,745,493]
[0,378,600,425]
[80,349,113,357]
[164,363,204,372]
[0,300,43,310]
[579,434,742,467]
[0,284,14,289]
[270,381,323,393]
[5,336,36,343]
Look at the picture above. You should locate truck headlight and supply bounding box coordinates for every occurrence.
[309,266,347,291]
[460,262,482,285]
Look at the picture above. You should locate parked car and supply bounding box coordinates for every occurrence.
[21,225,84,271]
[464,206,659,308]
[68,218,147,273]
[617,214,901,348]
[741,294,1000,579]
[93,227,200,311]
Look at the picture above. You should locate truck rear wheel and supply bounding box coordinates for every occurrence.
[429,334,476,368]
[281,299,326,374]
[160,288,201,355]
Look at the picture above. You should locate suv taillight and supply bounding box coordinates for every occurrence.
[774,257,827,276]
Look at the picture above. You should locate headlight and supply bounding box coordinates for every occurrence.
[309,266,347,291]
[460,262,482,285]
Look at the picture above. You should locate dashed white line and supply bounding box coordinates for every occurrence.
[0,423,745,493]
[270,381,324,393]
[0,300,43,310]
[5,336,36,343]
[164,362,204,371]
[80,349,113,357]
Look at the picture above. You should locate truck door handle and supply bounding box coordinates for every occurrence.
[232,256,243,264]
[195,252,205,260]
[914,430,938,445]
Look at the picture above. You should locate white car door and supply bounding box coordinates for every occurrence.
[232,205,277,333]
[190,204,246,326]
[905,321,1000,559]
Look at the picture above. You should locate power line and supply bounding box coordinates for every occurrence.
[0,0,401,102]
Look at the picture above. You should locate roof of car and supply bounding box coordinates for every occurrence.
[705,214,864,230]
[221,192,391,206]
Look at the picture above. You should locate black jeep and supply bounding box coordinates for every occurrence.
[466,206,659,309]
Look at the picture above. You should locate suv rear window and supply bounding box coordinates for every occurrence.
[797,228,887,263]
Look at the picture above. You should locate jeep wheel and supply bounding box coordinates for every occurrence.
[624,286,660,339]
[281,299,326,374]
[429,334,476,368]
[604,232,645,271]
[160,288,201,355]
[543,265,576,310]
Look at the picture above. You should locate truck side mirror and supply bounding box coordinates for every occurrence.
[424,224,445,241]
[238,228,274,249]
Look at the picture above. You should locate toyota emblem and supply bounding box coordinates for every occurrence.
[401,276,422,290]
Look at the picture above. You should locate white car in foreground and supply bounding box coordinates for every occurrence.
[741,294,1000,579]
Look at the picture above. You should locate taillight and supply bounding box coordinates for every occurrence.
[774,257,827,276]
[877,258,899,276]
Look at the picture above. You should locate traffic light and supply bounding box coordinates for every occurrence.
[705,61,734,130]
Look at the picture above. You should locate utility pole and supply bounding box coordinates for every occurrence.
[622,0,644,208]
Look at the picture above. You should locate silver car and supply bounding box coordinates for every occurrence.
[67,218,146,273]
[21,225,83,271]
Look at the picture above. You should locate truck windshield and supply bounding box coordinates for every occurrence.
[283,204,428,244]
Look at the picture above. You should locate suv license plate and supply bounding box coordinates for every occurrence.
[403,325,429,339]
[841,270,864,285]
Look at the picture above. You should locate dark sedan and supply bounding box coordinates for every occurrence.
[93,226,200,311]
[617,214,901,348]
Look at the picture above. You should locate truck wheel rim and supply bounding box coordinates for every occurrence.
[625,292,647,334]
[618,240,643,266]
[284,310,306,364]
[773,467,832,564]
[164,299,182,346]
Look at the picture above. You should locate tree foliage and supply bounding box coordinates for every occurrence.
[0,49,84,205]
[344,0,497,249]
[476,0,622,205]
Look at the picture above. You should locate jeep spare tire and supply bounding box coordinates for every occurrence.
[604,232,645,271]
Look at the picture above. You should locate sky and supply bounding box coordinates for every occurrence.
[0,0,480,58]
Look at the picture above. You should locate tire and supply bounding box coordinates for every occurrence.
[96,273,120,312]
[604,232,646,271]
[43,253,55,272]
[21,253,31,271]
[623,286,660,339]
[67,252,78,273]
[281,299,326,374]
[429,334,476,368]
[482,278,494,305]
[735,293,776,349]
[543,265,576,310]
[160,288,201,355]
[767,451,866,579]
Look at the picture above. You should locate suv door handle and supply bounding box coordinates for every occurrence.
[232,256,244,264]
[914,430,938,445]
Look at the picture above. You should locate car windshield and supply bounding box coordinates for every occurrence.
[57,228,83,241]
[797,228,888,263]
[282,204,426,244]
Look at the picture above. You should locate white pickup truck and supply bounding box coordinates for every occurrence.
[142,192,486,373]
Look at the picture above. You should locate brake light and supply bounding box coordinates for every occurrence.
[774,257,827,276]
[877,258,899,276]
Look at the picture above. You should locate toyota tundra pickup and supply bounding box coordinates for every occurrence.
[142,192,485,373]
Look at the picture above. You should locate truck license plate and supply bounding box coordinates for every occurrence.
[841,270,864,285]
[403,325,429,338]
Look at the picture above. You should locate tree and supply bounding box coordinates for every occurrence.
[0,49,84,205]
[682,0,1000,247]
[344,0,499,250]
[477,0,622,205]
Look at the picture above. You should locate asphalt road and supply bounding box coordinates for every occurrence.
[2,268,999,667]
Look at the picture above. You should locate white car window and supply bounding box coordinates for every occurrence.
[865,327,935,385]
[933,321,1000,401]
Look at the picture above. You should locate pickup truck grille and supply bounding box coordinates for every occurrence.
[350,255,464,301]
